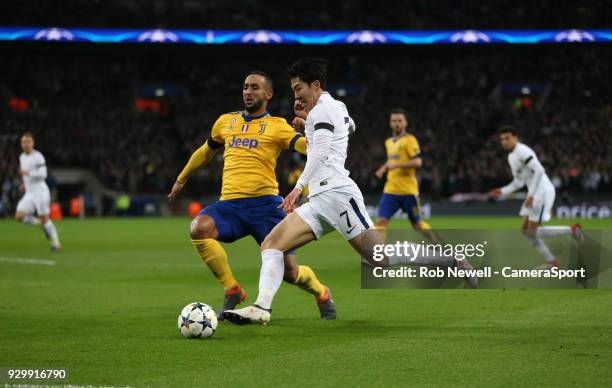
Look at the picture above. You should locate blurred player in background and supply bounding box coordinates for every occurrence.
[15,132,61,251]
[489,126,583,268]
[168,71,336,320]
[374,109,439,242]
[224,59,478,325]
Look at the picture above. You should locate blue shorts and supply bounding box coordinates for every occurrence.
[199,195,295,254]
[377,193,421,224]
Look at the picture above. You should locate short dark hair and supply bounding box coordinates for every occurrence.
[22,131,34,140]
[498,125,518,136]
[247,70,273,90]
[390,108,409,121]
[287,58,329,90]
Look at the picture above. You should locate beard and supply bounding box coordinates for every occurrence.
[244,98,264,114]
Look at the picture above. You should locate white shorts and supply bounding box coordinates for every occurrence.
[17,191,50,216]
[519,185,555,223]
[295,185,373,240]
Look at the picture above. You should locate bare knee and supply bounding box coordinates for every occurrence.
[15,211,26,222]
[39,215,49,224]
[261,231,280,251]
[189,216,217,240]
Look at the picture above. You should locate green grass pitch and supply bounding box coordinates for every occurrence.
[1,216,612,387]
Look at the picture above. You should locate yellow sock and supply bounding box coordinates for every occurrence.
[419,221,432,230]
[191,239,238,290]
[294,265,326,301]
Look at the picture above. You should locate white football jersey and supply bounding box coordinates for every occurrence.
[19,150,49,194]
[297,92,356,196]
[501,142,554,196]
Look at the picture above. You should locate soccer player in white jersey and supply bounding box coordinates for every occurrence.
[489,126,582,268]
[15,132,61,251]
[223,59,478,325]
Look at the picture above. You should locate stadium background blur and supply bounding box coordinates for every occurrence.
[1,0,611,218]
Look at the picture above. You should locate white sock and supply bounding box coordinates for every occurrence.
[43,220,60,247]
[527,236,556,262]
[536,226,572,239]
[22,215,41,225]
[254,249,284,310]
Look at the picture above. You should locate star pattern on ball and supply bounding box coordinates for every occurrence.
[180,315,190,328]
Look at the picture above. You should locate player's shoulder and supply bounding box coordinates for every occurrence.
[515,142,535,156]
[404,133,418,143]
[217,111,241,122]
[309,101,335,125]
[266,115,291,126]
[32,149,45,159]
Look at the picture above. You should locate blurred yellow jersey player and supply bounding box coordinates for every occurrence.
[375,108,438,242]
[167,71,336,321]
[383,131,421,195]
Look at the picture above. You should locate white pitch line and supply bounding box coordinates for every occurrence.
[0,257,56,266]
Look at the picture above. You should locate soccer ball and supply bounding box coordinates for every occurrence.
[177,302,218,339]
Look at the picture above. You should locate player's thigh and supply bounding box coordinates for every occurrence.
[526,193,552,225]
[242,197,299,256]
[539,189,555,223]
[33,191,50,216]
[377,193,400,220]
[261,212,316,253]
[323,188,374,241]
[399,195,421,225]
[16,194,35,216]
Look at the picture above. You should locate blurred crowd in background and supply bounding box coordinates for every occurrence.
[2,0,610,29]
[1,42,610,212]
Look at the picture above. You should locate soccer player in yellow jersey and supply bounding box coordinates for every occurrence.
[168,71,336,320]
[375,108,438,242]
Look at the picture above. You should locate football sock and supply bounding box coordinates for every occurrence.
[536,226,572,238]
[294,265,326,301]
[191,239,238,290]
[22,215,41,225]
[254,249,284,310]
[526,236,556,262]
[43,220,60,246]
[419,221,432,230]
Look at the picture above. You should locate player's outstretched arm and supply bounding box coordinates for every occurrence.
[493,178,524,199]
[168,141,218,201]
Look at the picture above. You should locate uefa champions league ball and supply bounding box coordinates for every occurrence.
[177,302,218,339]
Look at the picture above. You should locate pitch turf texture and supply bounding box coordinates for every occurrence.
[1,217,611,387]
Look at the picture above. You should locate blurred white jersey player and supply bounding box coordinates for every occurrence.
[223,58,478,325]
[489,126,582,268]
[15,132,61,251]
